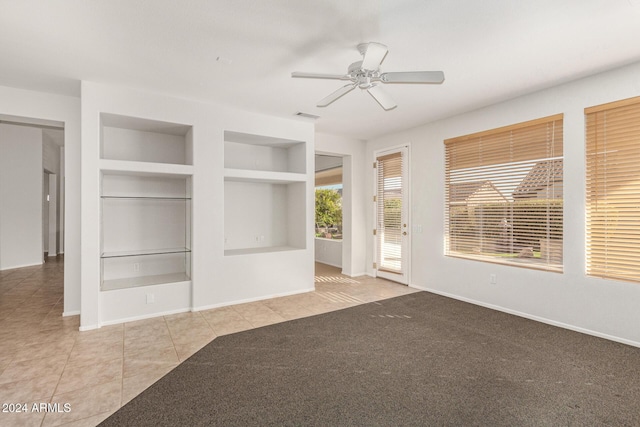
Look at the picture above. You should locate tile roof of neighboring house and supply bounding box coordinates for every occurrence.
[513,159,563,199]
[449,180,507,205]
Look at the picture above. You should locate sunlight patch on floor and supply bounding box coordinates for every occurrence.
[317,291,365,304]
[314,275,360,284]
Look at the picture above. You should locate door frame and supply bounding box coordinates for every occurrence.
[372,144,410,285]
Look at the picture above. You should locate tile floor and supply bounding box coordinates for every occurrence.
[0,257,417,426]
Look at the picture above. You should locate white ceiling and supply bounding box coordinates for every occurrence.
[2,0,640,140]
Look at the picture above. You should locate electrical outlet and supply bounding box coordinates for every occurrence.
[133,263,140,272]
[146,293,155,304]
[489,274,497,284]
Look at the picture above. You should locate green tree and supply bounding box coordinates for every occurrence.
[315,188,342,228]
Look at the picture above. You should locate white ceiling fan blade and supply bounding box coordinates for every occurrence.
[292,71,350,80]
[367,84,397,110]
[317,83,357,107]
[361,42,388,71]
[380,71,445,84]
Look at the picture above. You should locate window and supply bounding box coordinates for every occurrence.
[315,155,343,240]
[444,114,563,271]
[586,96,640,283]
[375,150,405,274]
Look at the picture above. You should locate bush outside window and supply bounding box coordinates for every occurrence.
[315,186,342,240]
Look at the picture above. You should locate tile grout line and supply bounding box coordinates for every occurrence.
[163,315,182,364]
[39,286,77,427]
[120,323,126,409]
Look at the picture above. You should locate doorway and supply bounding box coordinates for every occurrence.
[0,119,65,269]
[314,154,344,270]
[374,146,409,284]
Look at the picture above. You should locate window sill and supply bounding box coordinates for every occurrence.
[446,252,563,273]
[315,237,343,242]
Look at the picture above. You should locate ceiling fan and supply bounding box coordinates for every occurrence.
[292,42,444,111]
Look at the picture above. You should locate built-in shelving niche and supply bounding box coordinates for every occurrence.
[101,113,193,165]
[100,113,193,292]
[223,130,307,256]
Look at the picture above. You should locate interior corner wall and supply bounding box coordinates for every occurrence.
[47,174,57,256]
[365,60,640,347]
[0,123,43,269]
[0,85,81,316]
[59,146,65,254]
[315,132,367,277]
[43,131,61,174]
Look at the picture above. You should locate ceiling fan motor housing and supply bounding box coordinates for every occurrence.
[348,61,379,88]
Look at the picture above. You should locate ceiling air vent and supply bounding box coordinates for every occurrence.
[294,112,320,120]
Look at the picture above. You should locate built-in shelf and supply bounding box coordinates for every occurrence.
[100,114,193,293]
[224,131,306,174]
[101,247,191,259]
[102,272,190,292]
[101,113,193,165]
[224,130,308,255]
[223,168,306,183]
[100,250,191,291]
[224,246,303,256]
[100,159,193,176]
[101,195,191,201]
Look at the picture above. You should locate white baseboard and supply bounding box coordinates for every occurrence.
[413,284,640,349]
[98,307,192,327]
[192,287,315,313]
[62,310,80,317]
[340,270,367,278]
[314,260,342,269]
[0,261,43,271]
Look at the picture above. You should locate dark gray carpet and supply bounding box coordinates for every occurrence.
[100,292,640,426]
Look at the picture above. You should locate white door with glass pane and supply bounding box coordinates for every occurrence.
[374,147,409,284]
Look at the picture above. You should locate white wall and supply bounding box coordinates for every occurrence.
[314,238,343,268]
[366,60,640,347]
[43,131,61,173]
[47,174,57,256]
[59,147,65,254]
[315,133,367,276]
[0,86,80,316]
[42,129,62,256]
[0,123,43,269]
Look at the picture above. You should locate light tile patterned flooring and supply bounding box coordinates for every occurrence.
[0,257,418,426]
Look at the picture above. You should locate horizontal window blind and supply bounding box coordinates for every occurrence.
[376,151,403,273]
[586,96,640,283]
[445,114,563,271]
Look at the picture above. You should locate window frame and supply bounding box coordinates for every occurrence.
[444,114,564,272]
[314,166,343,241]
[585,95,640,283]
